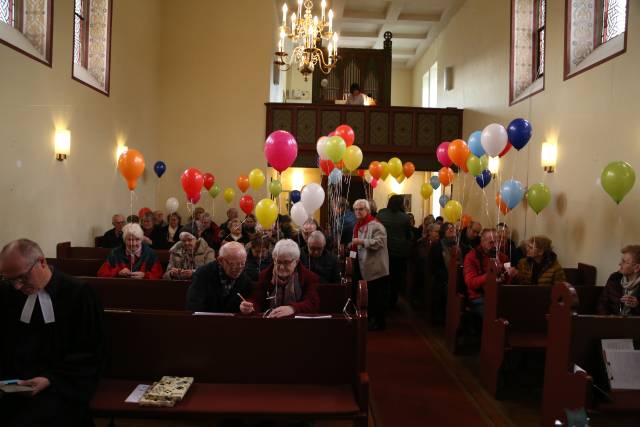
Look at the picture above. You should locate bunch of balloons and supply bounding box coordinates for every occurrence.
[367,158,415,183]
[316,124,363,176]
[181,168,204,204]
[290,183,326,227]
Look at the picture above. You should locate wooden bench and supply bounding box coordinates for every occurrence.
[91,282,369,426]
[47,257,104,277]
[80,276,353,314]
[56,241,170,264]
[541,283,640,426]
[563,263,597,287]
[444,246,467,353]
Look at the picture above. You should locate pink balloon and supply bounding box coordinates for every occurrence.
[371,178,379,189]
[265,130,298,173]
[436,142,453,167]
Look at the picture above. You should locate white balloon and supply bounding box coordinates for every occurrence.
[481,123,508,157]
[364,170,373,183]
[165,197,179,214]
[290,202,309,227]
[301,183,325,213]
[316,136,329,159]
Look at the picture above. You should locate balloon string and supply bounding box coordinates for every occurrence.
[130,190,134,272]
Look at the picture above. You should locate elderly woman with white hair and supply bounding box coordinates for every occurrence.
[351,198,390,330]
[97,223,164,279]
[242,239,320,318]
[164,231,215,280]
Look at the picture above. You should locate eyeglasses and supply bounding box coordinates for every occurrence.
[222,259,245,269]
[0,259,39,287]
[275,259,296,267]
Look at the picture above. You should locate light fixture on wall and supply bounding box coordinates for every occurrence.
[274,0,339,81]
[115,143,128,164]
[54,129,71,161]
[488,156,500,178]
[444,66,454,91]
[541,141,557,173]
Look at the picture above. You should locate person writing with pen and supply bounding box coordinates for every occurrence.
[241,239,320,318]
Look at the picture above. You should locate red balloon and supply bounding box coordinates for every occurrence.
[335,125,355,147]
[187,191,201,204]
[181,168,204,197]
[370,178,379,189]
[319,159,335,175]
[203,173,215,190]
[357,169,365,177]
[239,195,254,215]
[499,142,512,158]
[138,207,152,218]
[369,161,383,179]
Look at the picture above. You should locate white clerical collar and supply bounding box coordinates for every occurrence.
[20,290,56,324]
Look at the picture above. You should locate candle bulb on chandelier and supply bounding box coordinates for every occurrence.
[332,32,338,55]
[279,29,285,52]
[328,9,333,33]
[297,0,302,17]
[321,0,326,20]
[282,3,287,27]
[327,42,333,64]
[291,12,296,33]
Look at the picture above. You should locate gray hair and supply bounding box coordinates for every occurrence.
[122,223,144,240]
[353,199,370,211]
[219,241,246,258]
[308,230,326,245]
[427,223,440,233]
[0,239,44,263]
[272,239,300,260]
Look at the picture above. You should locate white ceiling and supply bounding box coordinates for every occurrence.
[322,0,466,68]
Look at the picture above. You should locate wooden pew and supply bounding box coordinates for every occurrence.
[80,276,353,314]
[56,241,170,264]
[91,282,369,426]
[47,257,104,277]
[480,265,603,397]
[563,263,597,287]
[444,246,467,353]
[541,283,640,426]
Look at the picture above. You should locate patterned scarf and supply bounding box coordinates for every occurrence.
[271,271,302,309]
[621,275,640,315]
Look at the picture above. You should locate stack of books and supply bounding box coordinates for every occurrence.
[138,376,194,407]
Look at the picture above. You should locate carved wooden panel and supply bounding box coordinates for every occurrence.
[321,110,341,135]
[272,109,293,133]
[345,111,365,145]
[417,113,437,148]
[296,110,316,145]
[370,112,389,146]
[441,114,461,142]
[393,112,412,146]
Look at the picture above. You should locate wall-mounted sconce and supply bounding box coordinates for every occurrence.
[541,141,557,173]
[488,156,500,178]
[444,66,454,91]
[115,144,128,164]
[54,129,71,161]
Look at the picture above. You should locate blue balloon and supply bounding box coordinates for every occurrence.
[507,118,532,150]
[328,168,342,185]
[153,161,166,178]
[476,170,492,188]
[439,194,449,208]
[468,131,485,157]
[500,179,525,209]
[430,175,441,190]
[290,190,301,203]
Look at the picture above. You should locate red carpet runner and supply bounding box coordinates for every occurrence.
[367,314,491,426]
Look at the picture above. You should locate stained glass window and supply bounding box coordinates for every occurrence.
[0,0,51,65]
[73,0,87,66]
[602,0,627,43]
[535,0,546,79]
[0,0,10,25]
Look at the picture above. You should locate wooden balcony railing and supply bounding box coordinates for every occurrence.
[265,103,463,170]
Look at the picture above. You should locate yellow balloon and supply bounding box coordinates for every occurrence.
[388,157,403,178]
[396,174,405,183]
[343,146,363,171]
[421,183,433,199]
[388,192,397,199]
[223,187,235,204]
[255,198,278,229]
[380,161,390,180]
[443,200,463,223]
[248,168,265,190]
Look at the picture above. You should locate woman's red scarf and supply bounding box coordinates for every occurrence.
[352,214,376,249]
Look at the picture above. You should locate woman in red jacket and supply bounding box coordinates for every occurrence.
[97,223,164,279]
[241,239,319,318]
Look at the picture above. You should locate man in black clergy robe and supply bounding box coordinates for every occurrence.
[0,239,105,427]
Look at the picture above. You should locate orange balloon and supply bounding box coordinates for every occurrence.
[236,175,250,193]
[439,167,455,186]
[461,214,472,229]
[495,193,510,215]
[117,149,145,191]
[369,161,383,179]
[403,162,415,179]
[447,139,471,169]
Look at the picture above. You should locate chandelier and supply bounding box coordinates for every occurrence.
[275,0,339,81]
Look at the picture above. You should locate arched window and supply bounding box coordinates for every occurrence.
[509,0,546,105]
[72,0,113,95]
[564,0,629,79]
[0,0,52,66]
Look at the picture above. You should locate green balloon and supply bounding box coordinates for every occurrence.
[325,136,346,163]
[466,155,483,176]
[480,154,489,170]
[526,183,551,214]
[601,161,636,204]
[269,179,282,197]
[208,183,221,198]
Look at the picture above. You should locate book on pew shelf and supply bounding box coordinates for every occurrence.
[295,315,332,319]
[125,384,149,403]
[138,376,194,407]
[193,311,235,316]
[601,339,640,390]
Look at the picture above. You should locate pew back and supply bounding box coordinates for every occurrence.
[57,241,170,263]
[48,258,104,277]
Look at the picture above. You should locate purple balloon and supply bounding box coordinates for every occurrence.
[476,170,492,188]
[436,142,452,167]
[265,130,298,173]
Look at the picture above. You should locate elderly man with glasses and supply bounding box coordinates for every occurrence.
[0,239,104,427]
[242,239,319,318]
[186,241,252,313]
[99,214,126,248]
[300,231,340,284]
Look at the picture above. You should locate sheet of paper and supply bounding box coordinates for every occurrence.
[602,339,634,351]
[605,350,640,390]
[295,315,332,319]
[193,312,235,316]
[125,384,150,403]
[573,364,586,374]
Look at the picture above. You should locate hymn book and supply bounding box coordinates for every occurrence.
[601,339,640,390]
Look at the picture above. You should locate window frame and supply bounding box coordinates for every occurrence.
[0,0,53,67]
[563,0,629,81]
[71,0,113,96]
[533,0,545,80]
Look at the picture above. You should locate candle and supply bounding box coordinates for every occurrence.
[297,0,302,17]
[328,9,333,33]
[282,3,288,27]
[333,32,338,55]
[321,0,326,20]
[328,42,333,63]
[291,13,296,33]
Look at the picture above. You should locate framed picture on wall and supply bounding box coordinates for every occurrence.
[400,194,412,213]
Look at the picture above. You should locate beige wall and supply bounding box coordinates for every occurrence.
[412,0,640,282]
[391,67,414,106]
[0,0,162,255]
[156,0,275,224]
